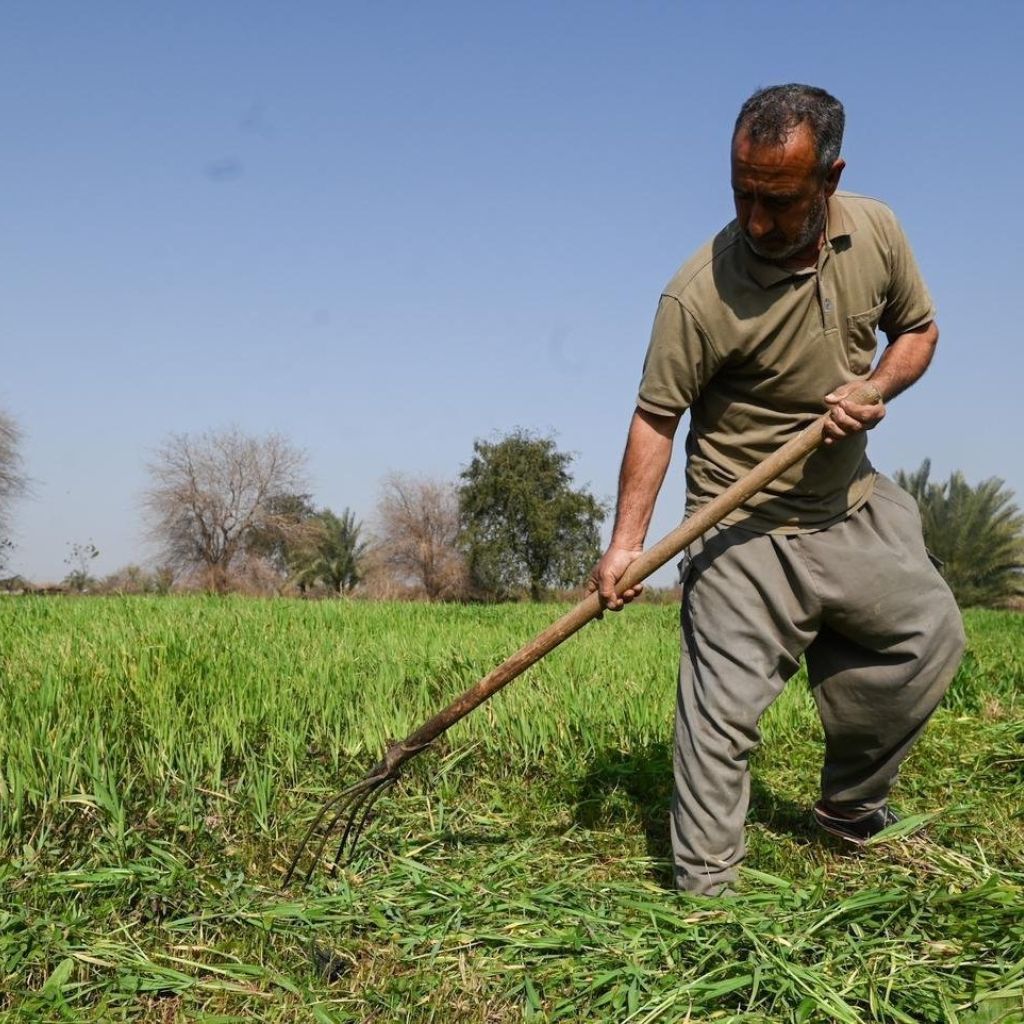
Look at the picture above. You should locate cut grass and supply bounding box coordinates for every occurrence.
[0,597,1022,1021]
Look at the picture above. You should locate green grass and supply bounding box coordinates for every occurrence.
[0,596,1022,1022]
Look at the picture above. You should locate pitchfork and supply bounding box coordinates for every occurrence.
[283,384,880,887]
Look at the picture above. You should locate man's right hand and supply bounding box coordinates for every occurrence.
[586,544,645,612]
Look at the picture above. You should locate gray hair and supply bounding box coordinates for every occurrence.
[733,84,845,176]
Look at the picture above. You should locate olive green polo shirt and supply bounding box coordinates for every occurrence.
[637,191,935,532]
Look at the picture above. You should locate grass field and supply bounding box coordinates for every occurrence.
[0,596,1022,1022]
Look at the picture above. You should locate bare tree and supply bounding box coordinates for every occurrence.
[374,473,467,600]
[0,410,28,573]
[63,540,100,592]
[143,428,309,592]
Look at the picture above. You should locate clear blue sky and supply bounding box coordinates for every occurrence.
[3,1,1021,585]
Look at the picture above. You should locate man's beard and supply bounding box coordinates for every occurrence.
[745,194,826,262]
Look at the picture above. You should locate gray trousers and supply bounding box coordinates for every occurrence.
[672,475,965,895]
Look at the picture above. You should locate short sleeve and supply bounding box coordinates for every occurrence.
[878,212,936,338]
[637,295,723,416]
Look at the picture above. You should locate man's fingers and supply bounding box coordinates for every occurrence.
[601,579,644,610]
[591,547,644,612]
[596,568,616,603]
[822,396,886,445]
[830,404,859,431]
[836,399,885,427]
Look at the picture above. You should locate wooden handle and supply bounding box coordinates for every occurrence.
[381,384,880,770]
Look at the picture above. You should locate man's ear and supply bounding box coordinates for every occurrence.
[824,158,846,197]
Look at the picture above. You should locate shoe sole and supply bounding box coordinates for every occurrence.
[814,816,872,846]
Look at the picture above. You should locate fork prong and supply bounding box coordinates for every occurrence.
[331,777,396,875]
[283,769,397,888]
[283,783,362,887]
[308,783,377,884]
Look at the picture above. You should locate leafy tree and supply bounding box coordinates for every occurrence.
[459,429,606,601]
[374,473,467,600]
[245,492,319,574]
[143,428,308,593]
[292,508,368,595]
[894,459,1024,607]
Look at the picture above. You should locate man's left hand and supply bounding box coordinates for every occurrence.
[822,382,885,445]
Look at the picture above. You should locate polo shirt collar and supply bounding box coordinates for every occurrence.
[742,192,856,289]
[744,249,805,289]
[826,192,854,243]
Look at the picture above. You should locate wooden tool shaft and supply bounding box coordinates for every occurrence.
[384,385,879,770]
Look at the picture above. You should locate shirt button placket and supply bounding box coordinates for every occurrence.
[818,254,838,332]
[822,294,836,329]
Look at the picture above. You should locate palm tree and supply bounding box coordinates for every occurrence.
[292,508,368,595]
[894,459,1024,607]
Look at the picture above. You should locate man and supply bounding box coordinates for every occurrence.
[590,84,965,896]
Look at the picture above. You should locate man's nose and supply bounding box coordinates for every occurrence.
[747,201,773,239]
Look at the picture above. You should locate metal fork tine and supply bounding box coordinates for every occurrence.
[313,784,375,882]
[284,766,399,888]
[283,783,362,887]
[300,782,376,886]
[333,778,396,874]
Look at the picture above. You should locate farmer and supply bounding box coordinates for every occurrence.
[589,84,965,896]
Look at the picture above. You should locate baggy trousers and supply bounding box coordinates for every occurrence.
[671,475,966,895]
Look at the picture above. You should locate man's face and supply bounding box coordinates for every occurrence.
[731,122,843,263]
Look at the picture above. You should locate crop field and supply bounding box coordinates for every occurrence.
[0,596,1022,1022]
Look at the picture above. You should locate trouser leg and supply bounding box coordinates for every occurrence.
[802,476,966,813]
[672,525,818,895]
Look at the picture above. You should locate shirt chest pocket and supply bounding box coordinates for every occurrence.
[845,300,886,374]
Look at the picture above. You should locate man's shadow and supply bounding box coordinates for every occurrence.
[571,742,817,889]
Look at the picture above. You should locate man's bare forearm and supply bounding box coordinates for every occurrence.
[610,407,681,549]
[587,407,680,609]
[871,321,939,401]
[823,321,939,442]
